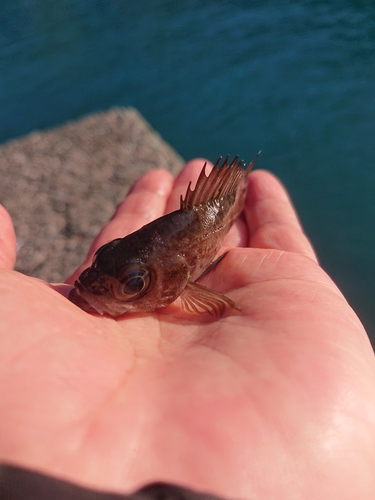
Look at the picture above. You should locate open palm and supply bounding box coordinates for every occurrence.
[1,160,375,500]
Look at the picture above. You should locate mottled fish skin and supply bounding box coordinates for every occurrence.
[68,154,259,317]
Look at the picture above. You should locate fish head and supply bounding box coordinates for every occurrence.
[69,237,189,316]
[71,261,154,315]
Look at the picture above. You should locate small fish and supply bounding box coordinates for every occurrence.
[68,154,259,317]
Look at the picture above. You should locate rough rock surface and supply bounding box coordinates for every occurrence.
[0,108,184,282]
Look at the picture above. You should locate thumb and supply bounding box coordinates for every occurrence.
[0,204,17,269]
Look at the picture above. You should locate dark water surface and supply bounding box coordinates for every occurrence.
[1,0,374,342]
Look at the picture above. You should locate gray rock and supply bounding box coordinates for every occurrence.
[0,108,184,282]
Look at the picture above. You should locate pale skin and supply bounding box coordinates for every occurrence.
[0,160,375,500]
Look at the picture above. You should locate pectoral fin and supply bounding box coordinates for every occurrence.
[180,281,241,318]
[196,251,229,281]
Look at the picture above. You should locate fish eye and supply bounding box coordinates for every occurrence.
[118,266,151,299]
[123,275,146,294]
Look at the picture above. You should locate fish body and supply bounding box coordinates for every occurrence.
[69,155,258,317]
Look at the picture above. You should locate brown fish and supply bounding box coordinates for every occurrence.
[68,154,259,317]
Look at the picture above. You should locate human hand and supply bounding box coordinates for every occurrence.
[1,160,374,500]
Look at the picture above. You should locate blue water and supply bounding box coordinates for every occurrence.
[1,0,375,342]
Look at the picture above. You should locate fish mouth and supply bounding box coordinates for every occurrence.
[68,285,99,313]
[69,280,151,317]
[74,280,84,292]
[69,279,122,316]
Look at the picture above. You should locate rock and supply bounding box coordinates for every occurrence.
[0,108,184,282]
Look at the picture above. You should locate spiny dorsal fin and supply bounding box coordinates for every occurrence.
[180,153,260,210]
